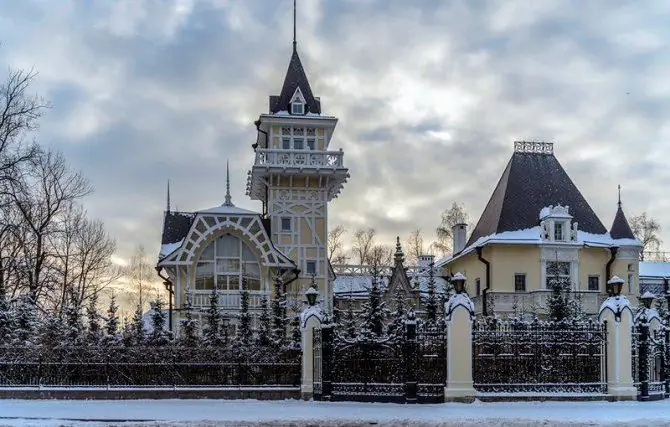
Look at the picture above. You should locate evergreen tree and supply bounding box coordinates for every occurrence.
[147,299,171,346]
[545,264,572,322]
[358,274,388,341]
[289,309,301,349]
[0,288,14,345]
[121,318,135,347]
[85,292,102,345]
[271,275,287,345]
[63,285,83,344]
[13,294,38,345]
[131,304,146,345]
[388,288,407,337]
[39,313,66,348]
[257,295,271,347]
[203,285,223,346]
[179,287,200,347]
[340,300,357,340]
[235,277,253,349]
[424,261,438,325]
[102,295,121,347]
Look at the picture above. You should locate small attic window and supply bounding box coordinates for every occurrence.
[554,222,564,241]
[291,102,304,115]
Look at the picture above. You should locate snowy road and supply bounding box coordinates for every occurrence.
[0,399,669,426]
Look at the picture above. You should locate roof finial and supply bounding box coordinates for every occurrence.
[224,160,234,207]
[293,0,297,51]
[617,184,622,208]
[166,179,171,213]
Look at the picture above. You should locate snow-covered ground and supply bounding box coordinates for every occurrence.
[0,398,669,426]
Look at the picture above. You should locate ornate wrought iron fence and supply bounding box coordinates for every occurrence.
[313,328,322,398]
[472,319,607,394]
[632,324,666,399]
[0,346,301,387]
[416,329,446,402]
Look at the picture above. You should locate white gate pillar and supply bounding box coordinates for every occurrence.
[300,286,323,400]
[444,273,476,402]
[599,277,637,400]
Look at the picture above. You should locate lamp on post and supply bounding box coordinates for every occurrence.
[451,272,467,295]
[607,275,625,297]
[305,285,319,307]
[640,291,656,310]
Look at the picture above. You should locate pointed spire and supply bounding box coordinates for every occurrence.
[166,180,171,213]
[610,186,635,240]
[293,0,297,51]
[224,160,234,207]
[394,236,404,264]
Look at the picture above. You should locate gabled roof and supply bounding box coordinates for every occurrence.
[466,144,607,248]
[269,46,321,115]
[610,203,636,240]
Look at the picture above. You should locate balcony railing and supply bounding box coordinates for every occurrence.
[253,148,344,169]
[192,291,267,310]
[471,290,606,315]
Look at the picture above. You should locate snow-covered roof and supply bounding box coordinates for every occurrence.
[436,226,642,268]
[333,270,449,298]
[160,240,183,259]
[197,204,259,215]
[640,261,670,278]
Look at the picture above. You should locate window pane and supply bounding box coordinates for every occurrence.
[227,275,240,291]
[281,218,291,231]
[245,277,261,291]
[195,262,214,290]
[294,138,304,149]
[244,262,260,278]
[515,274,526,292]
[217,235,239,257]
[242,243,256,261]
[588,276,599,291]
[217,259,240,274]
[282,138,291,149]
[306,261,316,275]
[199,242,215,260]
[307,139,315,150]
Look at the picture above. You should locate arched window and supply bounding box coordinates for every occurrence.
[194,234,262,291]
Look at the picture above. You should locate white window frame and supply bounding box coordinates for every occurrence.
[291,102,304,115]
[553,222,564,241]
[280,217,292,232]
[587,275,600,291]
[545,260,571,289]
[306,260,317,275]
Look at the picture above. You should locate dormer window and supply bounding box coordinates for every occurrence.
[554,222,564,241]
[291,102,304,115]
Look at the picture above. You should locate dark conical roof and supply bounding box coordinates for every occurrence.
[610,204,636,239]
[269,46,321,114]
[466,145,607,248]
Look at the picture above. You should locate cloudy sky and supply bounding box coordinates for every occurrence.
[1,0,669,264]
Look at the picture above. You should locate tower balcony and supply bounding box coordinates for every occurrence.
[246,148,349,203]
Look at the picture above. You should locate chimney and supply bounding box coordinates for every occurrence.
[452,223,467,254]
[417,254,435,270]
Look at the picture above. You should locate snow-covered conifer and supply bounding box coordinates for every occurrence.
[0,290,14,345]
[388,287,407,337]
[63,285,83,344]
[131,305,146,345]
[85,292,102,345]
[257,295,271,347]
[179,287,200,347]
[271,275,287,345]
[101,295,121,347]
[203,286,222,346]
[147,299,171,346]
[235,277,253,350]
[424,261,438,326]
[39,313,66,348]
[358,274,388,341]
[13,294,38,345]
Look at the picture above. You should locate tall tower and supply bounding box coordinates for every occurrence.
[246,20,348,311]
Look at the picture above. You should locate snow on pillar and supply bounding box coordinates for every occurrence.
[599,288,636,400]
[300,286,323,400]
[444,273,476,402]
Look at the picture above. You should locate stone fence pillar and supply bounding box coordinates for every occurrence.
[299,286,323,400]
[599,291,636,400]
[444,273,476,402]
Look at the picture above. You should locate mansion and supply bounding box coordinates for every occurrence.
[155,34,665,333]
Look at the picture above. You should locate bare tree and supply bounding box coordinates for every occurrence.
[8,149,93,301]
[405,229,424,265]
[433,202,470,256]
[127,244,158,311]
[0,65,47,183]
[328,224,348,264]
[352,227,376,265]
[368,244,394,273]
[630,212,663,260]
[49,202,118,312]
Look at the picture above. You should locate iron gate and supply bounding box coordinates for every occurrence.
[312,323,446,403]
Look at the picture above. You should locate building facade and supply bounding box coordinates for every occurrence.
[437,141,643,316]
[157,39,348,331]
